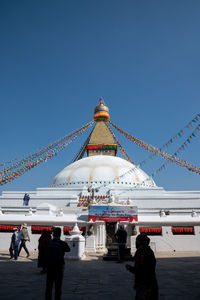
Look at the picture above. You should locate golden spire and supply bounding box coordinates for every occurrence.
[93,97,110,121]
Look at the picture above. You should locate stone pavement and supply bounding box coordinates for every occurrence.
[0,251,200,300]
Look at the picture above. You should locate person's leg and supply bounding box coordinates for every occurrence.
[118,244,124,261]
[18,241,23,255]
[150,282,159,300]
[9,246,13,258]
[23,241,30,256]
[45,268,54,300]
[55,267,64,300]
[14,246,18,260]
[135,286,152,300]
[120,244,125,261]
[117,243,121,261]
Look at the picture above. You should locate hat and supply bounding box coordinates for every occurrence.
[22,223,27,228]
[13,227,18,231]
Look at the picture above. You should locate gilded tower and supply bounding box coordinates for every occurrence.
[86,98,117,157]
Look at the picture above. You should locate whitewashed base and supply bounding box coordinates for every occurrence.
[85,235,96,253]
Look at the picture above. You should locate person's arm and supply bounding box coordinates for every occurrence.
[11,234,15,243]
[125,264,135,273]
[27,230,30,241]
[62,241,70,252]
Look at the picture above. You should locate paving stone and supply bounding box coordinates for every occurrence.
[0,251,200,299]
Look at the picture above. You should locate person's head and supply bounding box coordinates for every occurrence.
[53,227,61,239]
[22,223,27,228]
[136,233,150,249]
[13,227,18,232]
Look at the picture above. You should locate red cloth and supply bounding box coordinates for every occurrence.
[139,228,162,233]
[172,227,194,233]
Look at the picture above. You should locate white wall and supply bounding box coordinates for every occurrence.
[131,225,200,253]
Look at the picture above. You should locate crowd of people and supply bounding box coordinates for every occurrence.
[9,225,71,300]
[8,224,158,300]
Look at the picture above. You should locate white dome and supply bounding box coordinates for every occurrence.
[50,156,156,188]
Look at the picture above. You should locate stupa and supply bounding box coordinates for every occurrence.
[0,98,200,254]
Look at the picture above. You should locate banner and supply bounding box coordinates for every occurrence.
[88,205,138,221]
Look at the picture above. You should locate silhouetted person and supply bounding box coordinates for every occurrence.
[38,229,52,273]
[18,223,30,257]
[9,227,21,260]
[115,225,127,262]
[45,227,70,300]
[126,233,159,300]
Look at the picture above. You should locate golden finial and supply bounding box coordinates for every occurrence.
[94,97,110,121]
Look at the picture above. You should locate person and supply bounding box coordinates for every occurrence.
[18,223,30,257]
[45,227,70,300]
[115,225,127,262]
[38,229,52,273]
[26,194,30,206]
[126,233,159,300]
[23,193,27,206]
[9,227,21,260]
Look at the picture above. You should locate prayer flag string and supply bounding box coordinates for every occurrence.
[109,120,200,175]
[0,121,94,185]
[0,122,93,168]
[151,123,200,177]
[139,113,200,166]
[105,123,134,164]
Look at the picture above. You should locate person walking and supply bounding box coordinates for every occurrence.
[18,223,30,257]
[45,227,70,300]
[126,233,159,300]
[38,229,52,273]
[115,225,127,262]
[9,227,21,260]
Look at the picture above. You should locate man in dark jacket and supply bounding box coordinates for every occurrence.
[45,227,70,300]
[115,225,127,262]
[126,233,159,300]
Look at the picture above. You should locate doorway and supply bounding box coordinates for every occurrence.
[106,222,117,247]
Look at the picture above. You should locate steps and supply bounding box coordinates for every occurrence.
[103,245,133,261]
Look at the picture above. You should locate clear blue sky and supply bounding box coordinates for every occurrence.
[0,0,200,192]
